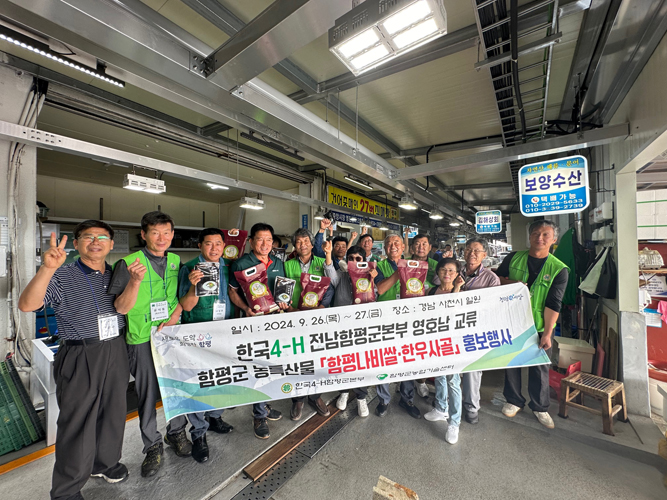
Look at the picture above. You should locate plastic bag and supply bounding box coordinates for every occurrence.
[348,261,376,304]
[234,263,279,315]
[398,259,429,299]
[298,274,331,310]
[222,229,248,260]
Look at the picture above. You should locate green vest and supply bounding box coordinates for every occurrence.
[181,257,234,324]
[508,251,568,332]
[377,259,400,302]
[284,255,326,304]
[122,251,180,345]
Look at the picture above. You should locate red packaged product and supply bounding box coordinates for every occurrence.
[234,264,279,315]
[397,259,429,299]
[298,274,331,310]
[347,261,377,304]
[222,229,248,260]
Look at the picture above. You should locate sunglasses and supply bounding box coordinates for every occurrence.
[347,256,364,262]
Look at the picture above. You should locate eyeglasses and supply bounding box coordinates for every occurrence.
[464,249,486,255]
[77,234,111,243]
[347,256,364,262]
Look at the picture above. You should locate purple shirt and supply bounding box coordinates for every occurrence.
[462,265,500,290]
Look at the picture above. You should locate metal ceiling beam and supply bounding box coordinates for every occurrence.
[396,123,630,180]
[203,0,349,90]
[473,32,563,71]
[289,0,589,105]
[637,172,667,184]
[468,199,517,206]
[435,182,514,191]
[378,136,504,159]
[201,122,232,137]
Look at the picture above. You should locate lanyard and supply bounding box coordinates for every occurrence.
[144,254,167,300]
[464,265,483,290]
[76,260,101,314]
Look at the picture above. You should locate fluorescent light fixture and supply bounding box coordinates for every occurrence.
[429,209,444,220]
[379,222,389,231]
[421,208,431,214]
[207,183,229,190]
[360,218,372,228]
[0,26,125,87]
[398,194,418,211]
[349,216,359,222]
[239,196,265,210]
[123,173,165,194]
[314,207,327,220]
[344,175,372,189]
[329,0,447,76]
[449,221,461,227]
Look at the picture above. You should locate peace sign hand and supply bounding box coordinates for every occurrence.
[43,233,67,269]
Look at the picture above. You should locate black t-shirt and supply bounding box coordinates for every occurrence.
[108,248,175,296]
[496,252,568,313]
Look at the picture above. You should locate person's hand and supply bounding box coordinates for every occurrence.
[361,226,368,235]
[403,226,409,237]
[351,231,358,241]
[189,269,204,286]
[328,225,334,236]
[322,240,332,255]
[453,275,465,291]
[127,258,147,283]
[320,218,331,232]
[369,269,378,280]
[443,250,453,258]
[244,307,257,317]
[539,334,552,350]
[230,228,240,234]
[278,302,291,311]
[43,233,67,269]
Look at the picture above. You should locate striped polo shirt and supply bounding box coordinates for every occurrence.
[39,260,126,340]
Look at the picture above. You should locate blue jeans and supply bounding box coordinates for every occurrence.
[187,409,224,440]
[434,374,462,426]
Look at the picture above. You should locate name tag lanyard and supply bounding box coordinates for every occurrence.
[145,255,170,322]
[76,260,119,340]
[144,255,168,301]
[464,264,483,291]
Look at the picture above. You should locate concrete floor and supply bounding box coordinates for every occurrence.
[3,371,667,500]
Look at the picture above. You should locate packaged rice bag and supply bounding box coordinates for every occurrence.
[347,261,376,304]
[222,229,248,260]
[234,263,279,315]
[298,274,331,310]
[274,276,296,306]
[397,259,429,299]
[194,261,219,297]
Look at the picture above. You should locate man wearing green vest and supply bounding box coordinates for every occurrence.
[372,233,421,419]
[228,223,287,440]
[110,211,189,478]
[284,227,334,421]
[496,219,568,429]
[178,228,235,463]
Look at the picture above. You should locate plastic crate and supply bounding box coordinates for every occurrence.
[6,359,45,439]
[0,368,33,447]
[0,362,38,442]
[0,404,24,453]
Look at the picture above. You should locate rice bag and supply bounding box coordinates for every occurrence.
[222,229,248,260]
[194,261,219,297]
[274,276,296,305]
[234,263,279,315]
[397,259,429,299]
[347,261,376,304]
[298,273,331,310]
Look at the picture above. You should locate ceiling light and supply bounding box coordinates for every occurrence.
[349,216,358,222]
[207,183,229,190]
[344,175,372,189]
[429,209,444,220]
[360,218,372,228]
[420,208,431,214]
[314,207,327,220]
[379,222,389,231]
[329,0,447,76]
[0,26,125,87]
[449,221,461,227]
[398,193,418,211]
[239,196,264,210]
[123,173,165,194]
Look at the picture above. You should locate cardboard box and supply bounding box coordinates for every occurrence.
[554,337,595,373]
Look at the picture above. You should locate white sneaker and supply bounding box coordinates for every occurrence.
[445,425,459,444]
[357,398,369,417]
[533,411,555,429]
[424,408,449,421]
[502,403,522,417]
[416,382,429,397]
[336,392,349,411]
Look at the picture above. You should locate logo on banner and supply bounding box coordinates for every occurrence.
[281,383,293,393]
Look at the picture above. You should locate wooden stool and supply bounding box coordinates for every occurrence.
[558,372,628,436]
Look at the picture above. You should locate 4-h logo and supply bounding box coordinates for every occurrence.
[281,383,293,393]
[170,263,176,270]
[376,374,388,381]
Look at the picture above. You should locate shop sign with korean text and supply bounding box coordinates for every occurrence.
[476,210,502,234]
[329,210,400,231]
[328,185,399,221]
[519,155,589,217]
[151,283,549,422]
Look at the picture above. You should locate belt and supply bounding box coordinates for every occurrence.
[60,329,126,346]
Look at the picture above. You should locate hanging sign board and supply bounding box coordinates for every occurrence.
[475,210,502,234]
[519,155,589,217]
[329,210,400,231]
[328,185,399,221]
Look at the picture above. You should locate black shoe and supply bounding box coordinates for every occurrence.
[164,429,192,457]
[254,418,270,439]
[192,435,209,463]
[207,416,233,434]
[308,397,331,417]
[465,411,479,425]
[291,401,304,421]
[91,462,129,483]
[265,404,282,421]
[141,442,163,478]
[399,399,421,419]
[375,402,388,417]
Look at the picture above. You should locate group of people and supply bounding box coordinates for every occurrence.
[18,211,568,500]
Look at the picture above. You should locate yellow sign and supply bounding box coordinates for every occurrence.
[328,186,399,220]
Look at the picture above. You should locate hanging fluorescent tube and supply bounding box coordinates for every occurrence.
[0,26,125,87]
[329,0,447,76]
[344,175,372,189]
[207,183,229,190]
[123,173,165,194]
[449,221,461,227]
[349,216,359,222]
[239,196,265,210]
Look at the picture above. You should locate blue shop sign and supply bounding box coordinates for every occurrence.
[475,210,502,234]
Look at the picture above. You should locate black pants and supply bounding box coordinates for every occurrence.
[503,332,552,413]
[51,336,130,500]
